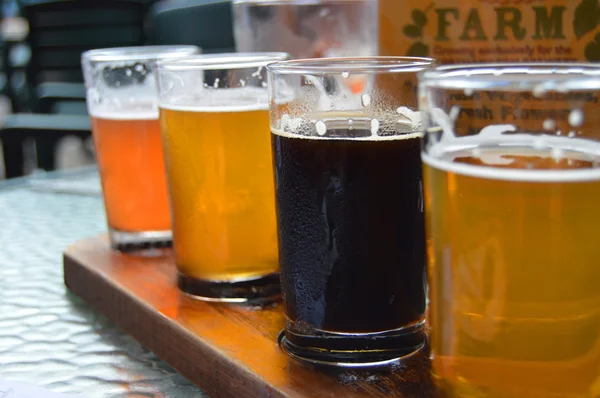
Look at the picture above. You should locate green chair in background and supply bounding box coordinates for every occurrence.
[1,0,148,178]
[148,0,235,53]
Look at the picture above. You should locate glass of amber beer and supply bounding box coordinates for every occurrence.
[420,64,600,398]
[82,46,200,251]
[156,53,289,303]
[268,57,436,366]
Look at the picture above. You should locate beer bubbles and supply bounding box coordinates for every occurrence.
[370,118,380,135]
[569,109,584,128]
[315,120,327,136]
[361,93,371,107]
[543,119,556,131]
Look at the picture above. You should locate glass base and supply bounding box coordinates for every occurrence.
[178,272,281,305]
[279,321,426,368]
[109,228,172,254]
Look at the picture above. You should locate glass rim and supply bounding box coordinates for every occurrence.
[420,63,600,91]
[156,52,290,71]
[82,45,200,63]
[267,56,437,75]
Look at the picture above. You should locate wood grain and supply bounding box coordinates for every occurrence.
[63,235,440,398]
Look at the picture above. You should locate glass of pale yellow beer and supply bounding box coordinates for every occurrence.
[82,46,200,252]
[156,53,289,304]
[420,64,600,398]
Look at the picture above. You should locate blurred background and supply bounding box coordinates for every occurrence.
[0,0,237,179]
[0,0,378,179]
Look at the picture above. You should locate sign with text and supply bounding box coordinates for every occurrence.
[380,0,597,63]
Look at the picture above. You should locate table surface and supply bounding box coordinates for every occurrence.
[0,168,207,397]
[64,235,437,398]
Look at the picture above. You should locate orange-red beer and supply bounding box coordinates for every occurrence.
[91,112,171,234]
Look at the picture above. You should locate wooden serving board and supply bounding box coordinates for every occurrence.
[63,235,438,398]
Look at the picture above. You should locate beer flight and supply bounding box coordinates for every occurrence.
[82,47,600,398]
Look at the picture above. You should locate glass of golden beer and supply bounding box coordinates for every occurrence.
[268,57,436,366]
[82,46,200,252]
[156,53,289,304]
[420,64,600,397]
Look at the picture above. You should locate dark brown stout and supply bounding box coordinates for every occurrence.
[272,126,426,340]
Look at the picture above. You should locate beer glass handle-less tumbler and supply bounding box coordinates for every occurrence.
[268,57,436,366]
[232,0,379,59]
[420,64,600,398]
[156,53,289,304]
[82,45,200,252]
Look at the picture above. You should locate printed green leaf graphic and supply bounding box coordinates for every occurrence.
[574,0,600,39]
[407,42,429,57]
[403,24,422,39]
[585,33,600,61]
[412,9,427,27]
[585,41,600,61]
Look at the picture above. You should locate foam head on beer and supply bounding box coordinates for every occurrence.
[269,58,434,139]
[84,46,201,120]
[420,64,600,398]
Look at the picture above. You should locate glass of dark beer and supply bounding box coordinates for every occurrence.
[267,57,436,366]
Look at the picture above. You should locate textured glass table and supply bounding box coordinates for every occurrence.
[0,167,206,397]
